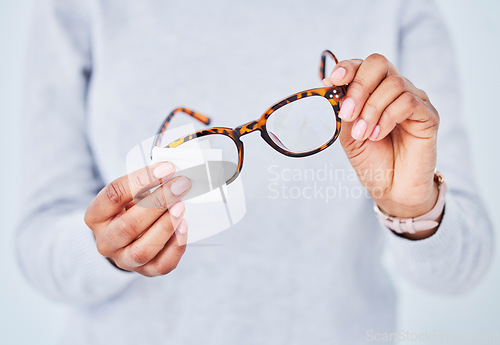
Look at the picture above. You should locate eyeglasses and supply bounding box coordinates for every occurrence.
[151,50,346,184]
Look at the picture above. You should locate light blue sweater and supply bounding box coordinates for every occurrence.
[17,0,493,344]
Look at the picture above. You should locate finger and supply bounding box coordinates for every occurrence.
[85,162,176,226]
[124,200,137,211]
[322,59,363,86]
[374,92,437,141]
[117,201,185,269]
[137,219,188,277]
[352,74,408,141]
[105,176,191,249]
[338,54,396,123]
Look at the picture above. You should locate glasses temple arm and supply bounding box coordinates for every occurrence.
[319,50,340,80]
[150,107,212,158]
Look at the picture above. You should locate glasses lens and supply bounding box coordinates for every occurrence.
[266,96,337,154]
[324,56,337,79]
[177,134,239,183]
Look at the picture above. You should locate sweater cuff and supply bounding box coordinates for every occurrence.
[56,210,138,303]
[382,194,462,266]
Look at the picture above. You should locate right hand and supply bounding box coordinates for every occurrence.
[84,162,191,277]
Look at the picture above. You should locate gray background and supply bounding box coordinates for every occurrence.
[0,0,498,343]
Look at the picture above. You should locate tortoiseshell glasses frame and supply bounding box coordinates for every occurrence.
[151,50,346,184]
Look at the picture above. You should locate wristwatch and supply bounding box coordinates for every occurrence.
[373,171,447,234]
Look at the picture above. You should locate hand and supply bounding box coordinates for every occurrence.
[323,54,440,239]
[84,162,191,276]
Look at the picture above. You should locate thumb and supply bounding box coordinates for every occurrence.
[338,120,362,160]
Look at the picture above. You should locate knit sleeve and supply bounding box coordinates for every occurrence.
[16,0,137,306]
[382,0,494,294]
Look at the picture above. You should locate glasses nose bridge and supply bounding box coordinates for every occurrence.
[234,120,261,138]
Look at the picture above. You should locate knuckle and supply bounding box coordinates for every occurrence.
[362,102,379,118]
[403,91,420,108]
[349,78,365,89]
[176,244,187,256]
[140,270,156,278]
[151,189,168,209]
[83,208,93,227]
[368,53,387,65]
[96,240,112,258]
[419,89,430,101]
[154,260,176,276]
[382,106,397,122]
[428,121,440,132]
[387,74,406,90]
[106,180,126,204]
[133,173,148,189]
[114,216,135,240]
[433,108,440,126]
[426,104,440,127]
[129,246,149,267]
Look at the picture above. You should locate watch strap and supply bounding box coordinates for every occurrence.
[374,171,447,234]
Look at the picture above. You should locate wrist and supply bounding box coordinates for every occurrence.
[376,181,439,219]
[374,171,447,240]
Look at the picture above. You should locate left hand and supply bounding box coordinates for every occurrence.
[323,53,440,239]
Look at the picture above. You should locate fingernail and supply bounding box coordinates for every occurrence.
[176,219,188,234]
[170,176,191,196]
[351,119,367,140]
[174,219,188,246]
[169,201,185,218]
[153,162,174,179]
[339,98,355,120]
[369,125,381,141]
[330,67,346,83]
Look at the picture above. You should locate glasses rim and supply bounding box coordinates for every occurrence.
[151,51,345,184]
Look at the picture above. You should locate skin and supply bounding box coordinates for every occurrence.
[84,162,192,276]
[323,53,441,240]
[85,53,442,277]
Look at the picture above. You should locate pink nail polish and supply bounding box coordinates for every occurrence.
[153,162,174,179]
[169,201,185,218]
[369,125,381,141]
[339,98,355,120]
[170,176,191,196]
[177,219,188,234]
[351,119,367,140]
[330,67,346,82]
[174,219,188,246]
